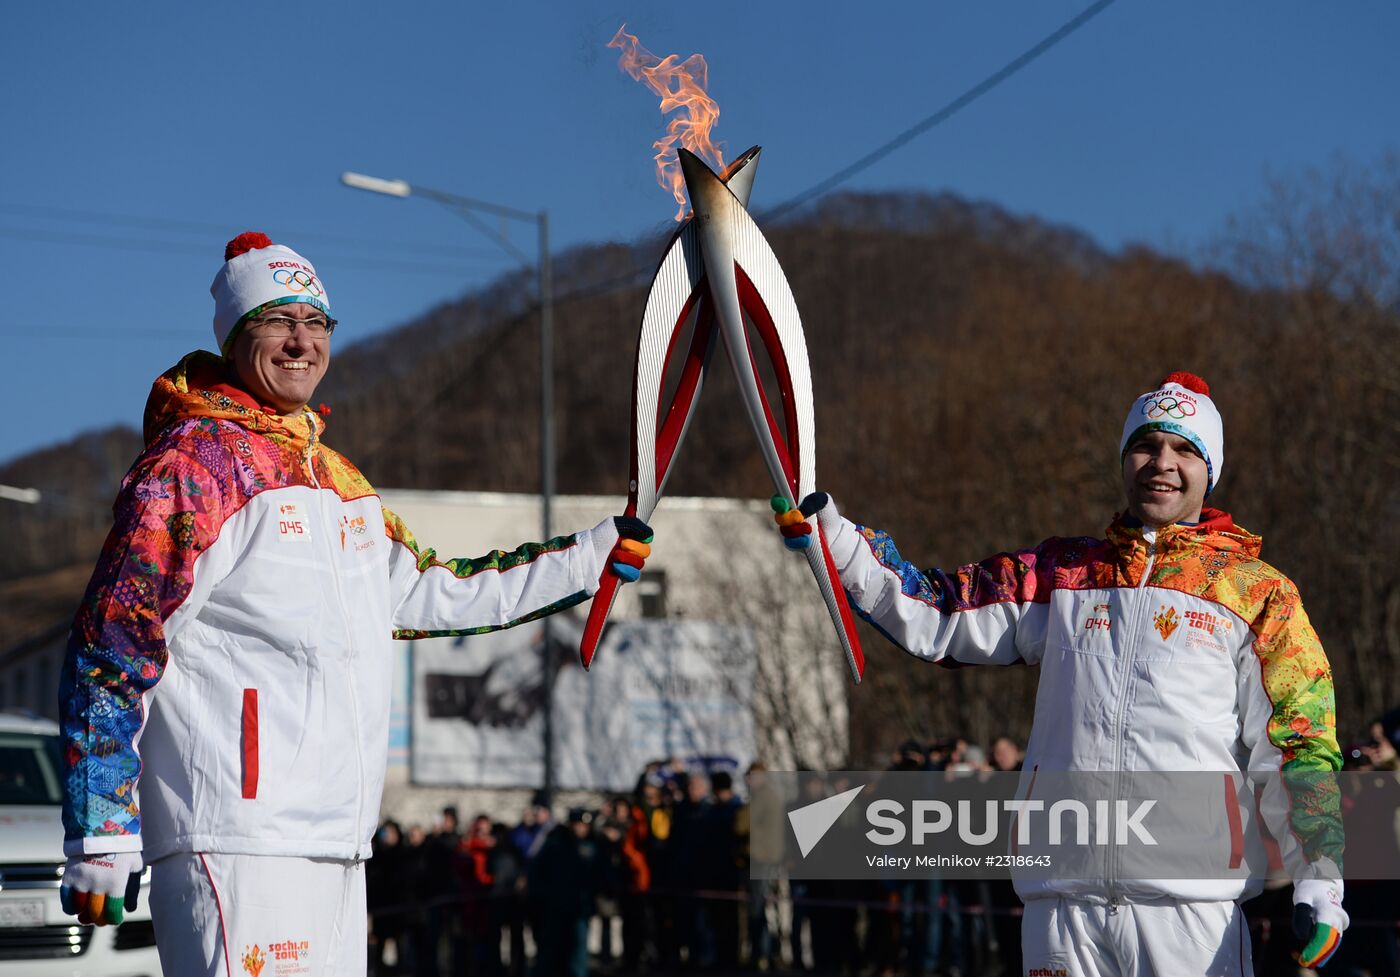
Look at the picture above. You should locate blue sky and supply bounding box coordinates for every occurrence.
[1,1,1395,464]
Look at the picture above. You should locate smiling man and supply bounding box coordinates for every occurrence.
[58,233,653,977]
[778,373,1347,975]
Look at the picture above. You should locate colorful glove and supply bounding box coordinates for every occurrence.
[771,492,832,551]
[60,852,143,926]
[1292,878,1348,969]
[604,515,653,583]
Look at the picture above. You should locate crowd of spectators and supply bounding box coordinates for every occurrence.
[364,737,1031,977]
[366,714,1400,977]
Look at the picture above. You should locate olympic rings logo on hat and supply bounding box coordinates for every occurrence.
[272,268,324,298]
[1143,396,1196,420]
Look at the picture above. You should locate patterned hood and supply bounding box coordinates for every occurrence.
[1106,507,1264,563]
[142,350,325,450]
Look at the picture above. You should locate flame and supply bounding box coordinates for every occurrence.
[609,24,727,221]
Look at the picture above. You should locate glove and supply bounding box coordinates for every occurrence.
[1292,878,1348,969]
[771,492,835,551]
[599,515,653,583]
[60,851,143,926]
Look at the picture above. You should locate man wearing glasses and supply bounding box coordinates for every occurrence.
[57,233,653,976]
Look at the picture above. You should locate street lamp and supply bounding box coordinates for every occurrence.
[341,170,559,799]
[0,484,42,504]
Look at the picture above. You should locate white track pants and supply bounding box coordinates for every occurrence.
[1021,898,1252,977]
[150,852,367,977]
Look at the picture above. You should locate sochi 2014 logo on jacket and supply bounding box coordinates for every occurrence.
[241,945,266,977]
[242,938,313,975]
[1183,608,1234,653]
[1152,605,1180,641]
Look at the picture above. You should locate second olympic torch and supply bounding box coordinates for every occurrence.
[677,148,865,683]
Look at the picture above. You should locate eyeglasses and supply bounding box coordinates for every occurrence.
[243,314,337,339]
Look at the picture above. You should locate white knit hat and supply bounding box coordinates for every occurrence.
[210,232,331,352]
[1119,371,1224,493]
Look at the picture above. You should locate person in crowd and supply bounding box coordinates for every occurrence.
[595,795,653,973]
[787,774,826,972]
[458,814,497,975]
[487,821,527,977]
[672,771,714,967]
[420,807,462,976]
[510,795,552,974]
[368,820,410,975]
[596,803,627,967]
[986,734,1024,975]
[640,775,680,969]
[892,738,927,771]
[618,796,653,973]
[700,770,745,969]
[529,808,601,977]
[990,735,1023,773]
[739,762,782,972]
[925,739,955,772]
[510,793,553,863]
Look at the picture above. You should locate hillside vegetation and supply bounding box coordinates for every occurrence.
[5,159,1395,760]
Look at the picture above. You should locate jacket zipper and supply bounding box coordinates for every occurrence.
[304,412,367,858]
[302,414,318,486]
[1108,529,1156,909]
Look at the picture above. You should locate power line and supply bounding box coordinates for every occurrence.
[12,0,1119,321]
[0,225,498,276]
[547,0,1120,305]
[5,1,1118,349]
[761,0,1119,221]
[0,202,506,261]
[341,1,1122,461]
[0,326,191,341]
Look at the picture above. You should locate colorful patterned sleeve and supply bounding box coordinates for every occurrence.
[59,437,224,856]
[382,505,594,640]
[1241,580,1344,872]
[828,515,1070,665]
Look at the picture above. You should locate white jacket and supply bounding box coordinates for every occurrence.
[823,502,1343,904]
[62,353,616,861]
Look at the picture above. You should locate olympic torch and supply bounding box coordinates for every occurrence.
[579,145,865,684]
[578,147,763,669]
[678,147,864,683]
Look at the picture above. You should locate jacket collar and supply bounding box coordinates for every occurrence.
[1107,507,1262,561]
[143,350,325,450]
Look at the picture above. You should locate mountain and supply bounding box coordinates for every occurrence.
[3,189,1393,757]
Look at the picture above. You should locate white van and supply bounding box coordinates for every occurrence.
[0,712,161,975]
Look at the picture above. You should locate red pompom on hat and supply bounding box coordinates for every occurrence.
[224,231,274,261]
[1158,371,1210,396]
